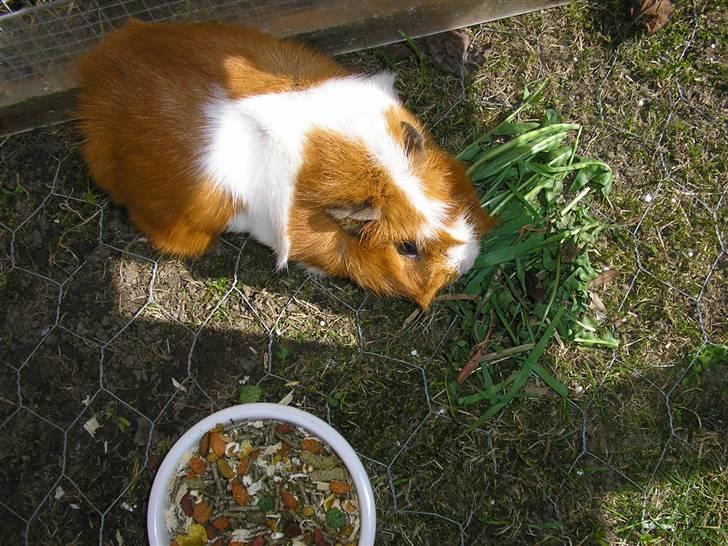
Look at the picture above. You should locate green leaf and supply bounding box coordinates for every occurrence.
[543,108,560,125]
[117,416,131,433]
[493,121,541,136]
[326,507,348,529]
[543,248,555,272]
[275,345,290,363]
[531,363,568,397]
[327,390,345,408]
[572,332,619,348]
[457,80,549,161]
[467,401,508,428]
[257,495,274,513]
[476,232,567,268]
[238,385,262,404]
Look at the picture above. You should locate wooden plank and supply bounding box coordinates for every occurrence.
[0,0,567,137]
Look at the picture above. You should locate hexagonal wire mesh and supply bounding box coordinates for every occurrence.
[0,0,328,84]
[0,0,562,85]
[1,3,726,546]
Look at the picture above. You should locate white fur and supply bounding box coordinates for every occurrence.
[446,214,480,275]
[199,75,447,267]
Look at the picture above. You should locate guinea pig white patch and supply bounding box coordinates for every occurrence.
[201,75,449,267]
[446,214,480,275]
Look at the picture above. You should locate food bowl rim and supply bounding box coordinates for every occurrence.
[147,403,376,546]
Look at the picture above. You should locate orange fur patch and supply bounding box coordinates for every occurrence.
[288,124,491,308]
[77,20,345,257]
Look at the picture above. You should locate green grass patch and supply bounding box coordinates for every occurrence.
[447,82,618,425]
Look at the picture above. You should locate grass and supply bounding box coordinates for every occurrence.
[443,82,619,426]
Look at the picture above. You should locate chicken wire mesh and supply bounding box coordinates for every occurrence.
[1,0,330,84]
[1,2,727,546]
[0,0,565,86]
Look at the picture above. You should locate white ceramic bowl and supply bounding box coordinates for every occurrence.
[147,403,376,546]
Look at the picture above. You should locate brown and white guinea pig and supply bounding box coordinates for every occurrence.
[76,20,495,308]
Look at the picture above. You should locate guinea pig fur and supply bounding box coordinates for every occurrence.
[77,20,495,308]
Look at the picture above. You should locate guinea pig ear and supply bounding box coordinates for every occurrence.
[327,202,381,237]
[401,121,425,157]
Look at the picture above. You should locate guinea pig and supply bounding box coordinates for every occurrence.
[76,20,495,308]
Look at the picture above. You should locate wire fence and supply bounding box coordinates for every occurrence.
[0,0,315,83]
[0,0,559,85]
[1,2,726,546]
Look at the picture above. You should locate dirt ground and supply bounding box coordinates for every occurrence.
[1,1,726,545]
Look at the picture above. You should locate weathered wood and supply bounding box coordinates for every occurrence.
[0,0,567,136]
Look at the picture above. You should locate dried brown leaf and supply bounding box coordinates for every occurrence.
[385,30,472,76]
[523,384,554,397]
[589,292,608,316]
[588,269,619,289]
[419,30,471,75]
[525,271,545,302]
[456,311,495,384]
[630,0,674,34]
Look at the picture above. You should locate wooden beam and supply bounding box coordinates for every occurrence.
[0,0,567,137]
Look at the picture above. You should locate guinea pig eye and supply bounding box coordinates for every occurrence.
[397,241,418,258]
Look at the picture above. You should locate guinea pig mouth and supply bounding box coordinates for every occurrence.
[447,240,481,277]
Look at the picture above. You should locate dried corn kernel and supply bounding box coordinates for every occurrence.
[281,489,299,509]
[188,457,206,475]
[231,480,251,506]
[329,480,352,495]
[300,438,323,454]
[192,501,211,524]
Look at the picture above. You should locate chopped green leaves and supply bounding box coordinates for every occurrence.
[449,83,617,423]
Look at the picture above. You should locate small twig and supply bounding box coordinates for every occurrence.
[402,307,422,328]
[435,293,480,302]
[457,311,495,384]
[211,461,224,498]
[477,343,535,363]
